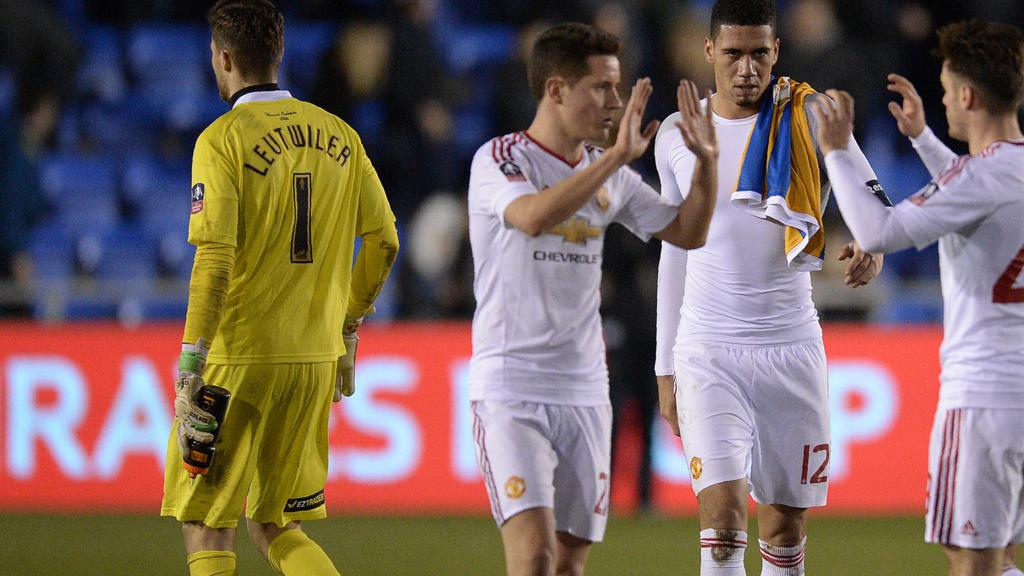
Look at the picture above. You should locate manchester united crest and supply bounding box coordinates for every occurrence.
[689,457,703,480]
[505,475,526,499]
[595,186,610,212]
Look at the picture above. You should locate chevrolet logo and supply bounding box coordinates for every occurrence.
[547,217,601,245]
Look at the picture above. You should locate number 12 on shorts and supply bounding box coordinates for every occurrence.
[800,443,830,484]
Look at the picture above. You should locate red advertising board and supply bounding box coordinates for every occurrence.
[0,322,941,515]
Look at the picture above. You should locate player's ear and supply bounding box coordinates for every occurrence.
[545,76,566,105]
[772,37,780,65]
[704,37,714,63]
[960,82,975,110]
[220,49,233,74]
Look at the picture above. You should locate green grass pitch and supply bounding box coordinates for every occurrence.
[0,514,947,575]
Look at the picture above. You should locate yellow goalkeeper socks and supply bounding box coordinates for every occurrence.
[186,550,236,576]
[266,529,340,575]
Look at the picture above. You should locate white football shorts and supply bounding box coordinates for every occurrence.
[926,407,1024,548]
[471,399,612,542]
[673,338,830,508]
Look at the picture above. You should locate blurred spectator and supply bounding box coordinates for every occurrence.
[383,0,459,222]
[398,193,473,318]
[602,225,660,513]
[594,2,639,80]
[649,6,716,130]
[0,0,80,102]
[0,82,56,317]
[490,20,547,136]
[312,20,393,142]
[778,0,878,135]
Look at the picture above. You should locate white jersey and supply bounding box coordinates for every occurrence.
[892,132,1024,409]
[468,132,678,405]
[654,99,823,357]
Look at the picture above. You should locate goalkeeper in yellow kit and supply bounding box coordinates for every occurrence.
[160,1,398,575]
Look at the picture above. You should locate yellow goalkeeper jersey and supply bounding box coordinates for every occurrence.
[188,87,395,364]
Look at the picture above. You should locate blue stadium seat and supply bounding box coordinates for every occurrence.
[122,153,190,208]
[28,223,75,282]
[161,238,195,281]
[281,21,337,97]
[126,24,208,83]
[77,25,126,104]
[127,25,210,127]
[452,108,491,157]
[38,154,120,236]
[63,298,119,320]
[440,24,516,75]
[96,227,158,280]
[80,102,156,151]
[136,296,189,320]
[878,297,944,324]
[122,153,192,276]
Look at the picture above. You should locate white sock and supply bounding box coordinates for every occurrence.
[700,528,747,575]
[1003,565,1024,576]
[759,537,806,576]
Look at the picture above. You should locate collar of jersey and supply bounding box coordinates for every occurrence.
[231,86,293,109]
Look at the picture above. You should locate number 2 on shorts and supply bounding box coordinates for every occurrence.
[993,245,1024,304]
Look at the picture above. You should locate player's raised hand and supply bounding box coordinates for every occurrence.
[612,77,660,163]
[886,73,927,138]
[810,89,856,155]
[675,80,718,162]
[838,241,884,287]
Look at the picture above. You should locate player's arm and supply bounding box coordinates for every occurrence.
[655,243,686,437]
[336,145,400,400]
[806,93,885,286]
[175,241,235,450]
[650,89,697,438]
[175,132,240,457]
[887,73,958,177]
[504,78,661,236]
[653,80,718,250]
[814,89,993,253]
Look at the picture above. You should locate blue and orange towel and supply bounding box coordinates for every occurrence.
[731,76,825,271]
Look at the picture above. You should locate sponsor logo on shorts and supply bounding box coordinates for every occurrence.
[689,457,703,480]
[283,489,325,513]
[504,476,526,499]
[960,520,978,537]
[191,183,205,214]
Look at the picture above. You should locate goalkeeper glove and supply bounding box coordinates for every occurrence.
[174,340,217,456]
[334,316,362,401]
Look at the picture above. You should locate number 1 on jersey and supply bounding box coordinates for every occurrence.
[292,173,313,263]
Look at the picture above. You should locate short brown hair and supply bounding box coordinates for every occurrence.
[936,19,1024,113]
[207,0,284,81]
[527,23,621,102]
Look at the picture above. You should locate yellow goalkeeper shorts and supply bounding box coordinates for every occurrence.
[161,361,335,529]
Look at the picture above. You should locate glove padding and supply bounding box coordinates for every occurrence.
[334,317,362,401]
[174,346,217,455]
